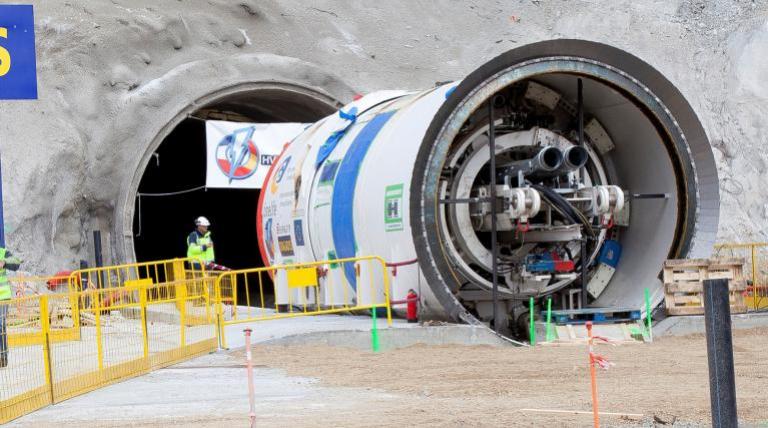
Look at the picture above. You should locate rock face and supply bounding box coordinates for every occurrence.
[0,0,765,273]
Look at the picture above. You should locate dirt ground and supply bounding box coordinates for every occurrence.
[232,328,768,427]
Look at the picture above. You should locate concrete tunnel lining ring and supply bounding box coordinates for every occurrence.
[117,82,342,264]
[426,61,693,318]
[441,60,692,281]
[411,40,718,325]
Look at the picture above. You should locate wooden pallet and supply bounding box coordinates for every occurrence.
[663,258,748,315]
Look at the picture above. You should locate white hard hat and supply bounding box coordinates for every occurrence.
[195,216,211,226]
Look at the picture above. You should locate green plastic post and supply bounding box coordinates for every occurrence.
[545,297,554,342]
[644,288,653,342]
[371,307,380,352]
[529,297,536,346]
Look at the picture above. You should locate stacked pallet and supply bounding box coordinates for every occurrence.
[663,258,748,315]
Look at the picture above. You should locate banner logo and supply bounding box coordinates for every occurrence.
[215,126,260,183]
[205,121,308,190]
[270,155,292,194]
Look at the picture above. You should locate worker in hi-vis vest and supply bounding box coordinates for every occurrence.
[0,247,22,368]
[187,216,215,268]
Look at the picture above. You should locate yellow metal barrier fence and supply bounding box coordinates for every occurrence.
[714,242,768,310]
[215,255,392,348]
[8,275,80,346]
[67,257,208,292]
[0,273,218,424]
[9,273,74,297]
[1,255,392,423]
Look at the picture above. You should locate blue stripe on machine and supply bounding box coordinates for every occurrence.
[331,111,396,291]
[315,107,358,169]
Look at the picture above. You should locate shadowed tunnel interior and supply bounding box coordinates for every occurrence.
[132,89,338,304]
[133,118,262,270]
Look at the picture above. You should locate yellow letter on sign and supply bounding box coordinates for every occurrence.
[0,27,10,76]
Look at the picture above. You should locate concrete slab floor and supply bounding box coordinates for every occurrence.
[8,313,415,427]
[653,311,768,337]
[10,312,768,426]
[8,351,402,427]
[220,310,415,349]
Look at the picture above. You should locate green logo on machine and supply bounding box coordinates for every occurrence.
[384,184,404,232]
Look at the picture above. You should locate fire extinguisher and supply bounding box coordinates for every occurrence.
[406,289,418,323]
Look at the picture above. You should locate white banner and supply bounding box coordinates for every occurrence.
[205,120,309,189]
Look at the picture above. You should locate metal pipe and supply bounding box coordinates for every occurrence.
[93,230,104,289]
[631,193,670,199]
[504,146,564,183]
[489,98,500,334]
[244,328,257,428]
[79,260,89,290]
[580,238,588,308]
[543,145,589,179]
[703,278,738,428]
[577,77,589,309]
[562,145,589,171]
[577,78,585,184]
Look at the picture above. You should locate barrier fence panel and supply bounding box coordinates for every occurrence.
[9,275,80,344]
[0,296,51,424]
[215,256,393,348]
[141,278,218,371]
[9,273,74,297]
[67,258,207,293]
[2,255,390,423]
[714,243,768,311]
[0,261,218,424]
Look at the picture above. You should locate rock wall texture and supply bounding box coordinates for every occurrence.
[0,0,766,273]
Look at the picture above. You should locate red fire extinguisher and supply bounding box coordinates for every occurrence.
[406,289,419,323]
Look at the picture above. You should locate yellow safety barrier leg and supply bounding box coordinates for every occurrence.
[375,256,394,327]
[140,285,149,360]
[215,274,228,349]
[178,282,187,347]
[94,291,104,371]
[40,295,54,403]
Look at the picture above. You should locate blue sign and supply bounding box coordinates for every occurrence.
[293,219,305,246]
[0,5,37,100]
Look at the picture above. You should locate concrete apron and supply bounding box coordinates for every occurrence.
[255,324,513,351]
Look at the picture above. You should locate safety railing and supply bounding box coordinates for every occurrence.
[714,242,768,311]
[67,257,208,292]
[1,255,392,423]
[0,275,218,424]
[7,274,81,346]
[9,273,75,297]
[215,255,392,348]
[67,257,213,325]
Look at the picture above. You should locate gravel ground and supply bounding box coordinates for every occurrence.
[10,326,768,427]
[229,327,768,427]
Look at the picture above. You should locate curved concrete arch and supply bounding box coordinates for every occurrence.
[110,54,352,263]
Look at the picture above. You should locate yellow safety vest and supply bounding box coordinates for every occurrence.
[187,231,215,263]
[0,248,11,300]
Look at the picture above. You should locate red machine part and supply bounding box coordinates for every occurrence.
[46,270,76,291]
[406,290,418,323]
[550,252,575,273]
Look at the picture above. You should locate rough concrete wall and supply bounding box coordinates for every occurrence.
[0,0,765,273]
